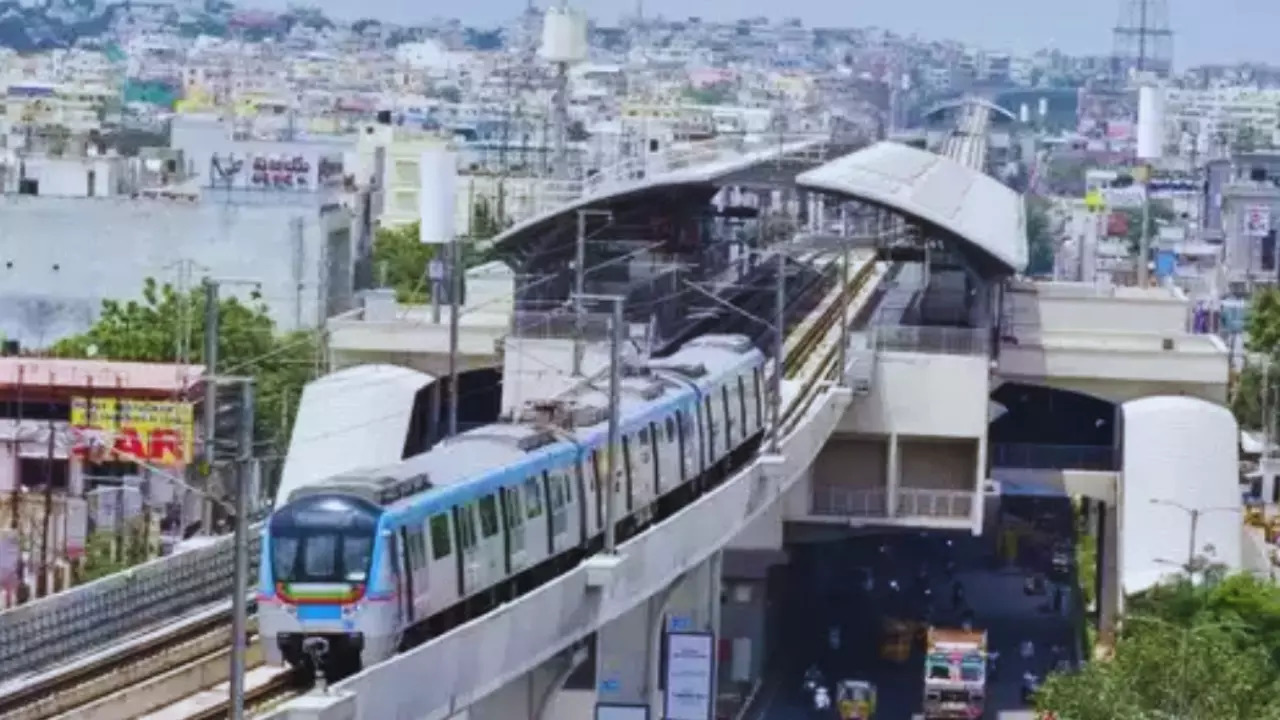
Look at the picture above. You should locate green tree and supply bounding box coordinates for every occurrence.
[1037,618,1280,720]
[1025,196,1055,276]
[79,522,152,582]
[371,199,501,303]
[1230,288,1280,429]
[49,277,315,460]
[1040,574,1280,719]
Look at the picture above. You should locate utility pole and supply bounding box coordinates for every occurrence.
[447,239,461,438]
[201,279,219,535]
[604,297,623,554]
[837,207,851,387]
[575,293,625,554]
[230,378,254,720]
[574,210,587,376]
[771,251,785,454]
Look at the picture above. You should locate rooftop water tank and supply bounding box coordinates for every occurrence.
[540,7,587,64]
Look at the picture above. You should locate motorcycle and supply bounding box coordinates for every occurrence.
[1021,672,1041,704]
[803,666,824,695]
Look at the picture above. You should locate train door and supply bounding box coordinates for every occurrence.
[390,532,412,625]
[737,376,750,439]
[721,384,735,453]
[476,494,503,587]
[588,452,604,535]
[454,503,480,593]
[704,394,718,466]
[502,486,527,572]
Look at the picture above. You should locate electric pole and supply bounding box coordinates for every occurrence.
[447,239,461,438]
[604,297,623,554]
[201,278,219,534]
[772,250,785,454]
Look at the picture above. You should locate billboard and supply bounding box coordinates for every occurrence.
[70,397,195,465]
[207,151,344,192]
[664,632,714,720]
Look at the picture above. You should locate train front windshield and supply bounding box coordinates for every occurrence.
[268,493,381,587]
[272,532,374,584]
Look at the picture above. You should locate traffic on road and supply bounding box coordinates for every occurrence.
[754,496,1080,720]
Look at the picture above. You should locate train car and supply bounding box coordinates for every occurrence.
[259,334,767,675]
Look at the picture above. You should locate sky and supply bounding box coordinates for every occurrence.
[264,0,1280,68]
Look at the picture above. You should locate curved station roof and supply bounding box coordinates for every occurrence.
[796,141,1027,274]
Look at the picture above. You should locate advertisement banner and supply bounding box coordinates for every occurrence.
[664,632,714,720]
[70,397,194,465]
[1244,204,1271,238]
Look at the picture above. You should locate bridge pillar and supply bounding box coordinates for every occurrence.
[1097,501,1122,643]
[594,551,723,719]
[885,432,901,517]
[972,432,988,535]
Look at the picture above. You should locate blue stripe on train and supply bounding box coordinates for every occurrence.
[297,604,343,621]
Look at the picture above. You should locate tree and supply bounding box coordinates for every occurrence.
[371,200,501,303]
[1037,618,1280,719]
[1025,196,1055,276]
[1039,573,1280,719]
[49,277,316,466]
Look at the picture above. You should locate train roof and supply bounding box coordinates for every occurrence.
[649,334,764,389]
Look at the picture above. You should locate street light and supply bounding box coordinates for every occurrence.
[1149,498,1241,571]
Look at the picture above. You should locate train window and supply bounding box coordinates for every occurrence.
[561,472,573,503]
[524,478,543,518]
[550,477,565,508]
[429,515,451,559]
[665,417,676,442]
[639,428,649,445]
[737,376,748,428]
[478,495,500,538]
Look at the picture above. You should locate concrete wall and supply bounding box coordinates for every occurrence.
[1005,281,1189,335]
[0,195,351,347]
[837,352,990,438]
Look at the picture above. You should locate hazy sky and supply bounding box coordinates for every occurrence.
[261,0,1278,68]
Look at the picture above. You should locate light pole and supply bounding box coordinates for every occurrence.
[1149,498,1241,571]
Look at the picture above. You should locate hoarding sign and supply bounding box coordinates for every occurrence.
[664,632,714,720]
[1244,204,1271,238]
[0,530,17,591]
[70,397,194,465]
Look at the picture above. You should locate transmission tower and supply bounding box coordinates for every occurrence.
[1111,0,1173,81]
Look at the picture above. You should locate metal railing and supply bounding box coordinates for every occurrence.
[811,487,887,517]
[809,486,974,521]
[895,488,973,520]
[0,530,262,679]
[872,325,989,356]
[989,443,1119,472]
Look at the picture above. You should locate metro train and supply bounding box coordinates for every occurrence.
[258,334,769,674]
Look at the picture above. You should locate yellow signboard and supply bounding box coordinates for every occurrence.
[70,397,195,465]
[1084,189,1105,212]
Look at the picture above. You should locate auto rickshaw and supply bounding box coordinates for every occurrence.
[836,679,876,720]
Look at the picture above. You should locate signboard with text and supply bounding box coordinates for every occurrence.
[70,397,195,465]
[664,632,714,720]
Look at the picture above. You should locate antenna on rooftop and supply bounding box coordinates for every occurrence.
[1111,0,1173,81]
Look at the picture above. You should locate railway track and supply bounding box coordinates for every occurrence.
[0,253,883,720]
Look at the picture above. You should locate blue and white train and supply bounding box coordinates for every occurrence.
[259,335,769,673]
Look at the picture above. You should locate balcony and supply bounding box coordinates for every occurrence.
[990,443,1118,472]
